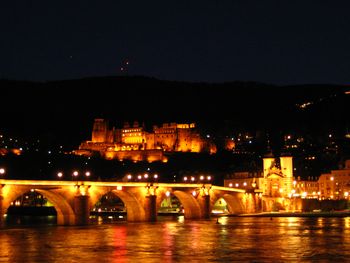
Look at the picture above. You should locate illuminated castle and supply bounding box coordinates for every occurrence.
[74,119,216,162]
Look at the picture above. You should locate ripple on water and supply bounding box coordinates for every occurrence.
[0,217,350,262]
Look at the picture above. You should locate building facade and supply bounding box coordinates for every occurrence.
[224,157,350,212]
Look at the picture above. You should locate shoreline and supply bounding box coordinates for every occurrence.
[237,211,350,218]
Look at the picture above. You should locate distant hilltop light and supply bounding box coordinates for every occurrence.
[345,90,350,95]
[296,101,313,109]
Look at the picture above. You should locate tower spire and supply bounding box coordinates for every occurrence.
[265,133,274,158]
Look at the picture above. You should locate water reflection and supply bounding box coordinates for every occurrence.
[1,216,350,262]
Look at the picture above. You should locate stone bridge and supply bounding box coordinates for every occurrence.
[0,179,262,225]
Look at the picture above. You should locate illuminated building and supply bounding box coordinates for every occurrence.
[225,154,293,196]
[262,154,294,198]
[315,160,350,200]
[225,157,350,212]
[74,119,216,162]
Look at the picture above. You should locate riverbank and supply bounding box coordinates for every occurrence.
[238,211,350,218]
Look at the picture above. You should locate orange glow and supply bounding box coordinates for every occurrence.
[77,119,216,162]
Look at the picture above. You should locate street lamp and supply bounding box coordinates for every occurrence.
[57,172,63,179]
[72,170,79,181]
[0,168,5,175]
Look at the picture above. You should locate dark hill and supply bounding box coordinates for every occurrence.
[0,76,348,148]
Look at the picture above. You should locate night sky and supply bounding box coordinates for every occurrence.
[1,1,350,85]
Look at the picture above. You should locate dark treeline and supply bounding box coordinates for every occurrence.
[0,76,348,148]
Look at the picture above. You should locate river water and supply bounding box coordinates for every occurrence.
[1,216,350,262]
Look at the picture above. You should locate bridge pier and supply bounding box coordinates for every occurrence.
[0,195,4,227]
[74,195,90,225]
[145,195,157,222]
[0,184,6,227]
[200,195,211,219]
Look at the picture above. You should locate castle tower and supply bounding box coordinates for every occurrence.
[92,119,108,143]
[263,155,275,178]
[280,156,294,197]
[262,153,294,197]
[262,153,275,196]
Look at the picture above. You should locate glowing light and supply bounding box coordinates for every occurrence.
[57,172,63,178]
[127,174,132,180]
[0,168,5,175]
[116,186,123,191]
[192,191,197,196]
[73,171,79,177]
[85,171,91,177]
[207,176,211,180]
[345,192,349,197]
[229,183,233,187]
[183,176,188,181]
[144,173,149,179]
[165,191,171,197]
[153,174,158,179]
[200,176,204,180]
[330,177,334,181]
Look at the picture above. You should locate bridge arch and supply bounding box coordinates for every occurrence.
[210,191,245,215]
[173,190,202,219]
[1,186,76,225]
[156,188,203,219]
[35,189,75,225]
[111,189,146,221]
[88,186,146,222]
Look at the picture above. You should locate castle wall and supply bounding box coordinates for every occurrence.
[104,149,165,162]
[280,156,293,195]
[78,119,214,162]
